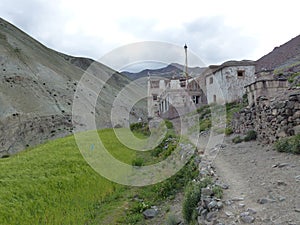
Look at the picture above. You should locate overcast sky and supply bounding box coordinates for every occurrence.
[0,0,299,71]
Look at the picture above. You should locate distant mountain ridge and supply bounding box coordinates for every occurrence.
[122,63,206,80]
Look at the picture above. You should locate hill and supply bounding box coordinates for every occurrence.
[122,63,206,80]
[256,34,300,74]
[0,18,145,156]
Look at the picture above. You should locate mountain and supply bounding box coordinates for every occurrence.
[256,35,300,74]
[0,18,145,156]
[122,63,206,80]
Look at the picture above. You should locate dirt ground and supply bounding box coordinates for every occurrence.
[146,136,300,225]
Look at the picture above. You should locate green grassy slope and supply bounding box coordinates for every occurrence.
[0,130,135,225]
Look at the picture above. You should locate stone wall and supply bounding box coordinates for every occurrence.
[232,90,300,143]
[245,79,288,106]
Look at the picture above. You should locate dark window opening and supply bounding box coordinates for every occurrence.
[209,77,213,84]
[152,94,158,101]
[213,95,217,103]
[237,70,245,77]
[192,95,200,104]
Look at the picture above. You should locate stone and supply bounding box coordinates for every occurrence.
[247,208,257,215]
[257,198,269,204]
[143,208,158,219]
[201,188,213,197]
[278,196,286,202]
[206,211,217,222]
[240,214,255,223]
[216,202,223,209]
[215,182,229,189]
[225,211,234,217]
[208,200,217,210]
[232,197,244,201]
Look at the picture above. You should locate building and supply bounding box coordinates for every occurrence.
[205,60,256,104]
[147,76,206,119]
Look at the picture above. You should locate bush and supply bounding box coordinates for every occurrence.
[182,177,212,224]
[232,136,243,144]
[182,182,202,224]
[212,186,223,199]
[244,130,257,142]
[275,134,300,154]
[132,158,144,167]
[225,127,233,136]
[199,118,212,132]
[164,120,174,129]
[130,122,150,136]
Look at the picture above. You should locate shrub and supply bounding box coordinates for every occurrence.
[225,127,233,136]
[130,122,150,136]
[182,182,202,224]
[199,118,212,132]
[244,130,257,142]
[164,120,174,129]
[182,177,212,224]
[132,158,144,167]
[212,186,223,199]
[232,136,243,144]
[275,134,300,154]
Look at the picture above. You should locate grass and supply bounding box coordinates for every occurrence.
[0,124,198,224]
[0,133,124,225]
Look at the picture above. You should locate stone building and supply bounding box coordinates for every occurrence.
[204,60,256,104]
[147,76,206,119]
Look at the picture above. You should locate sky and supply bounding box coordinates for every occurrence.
[0,0,299,71]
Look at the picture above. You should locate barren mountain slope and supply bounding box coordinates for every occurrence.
[0,18,144,156]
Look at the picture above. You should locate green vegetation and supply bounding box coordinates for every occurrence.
[212,186,223,199]
[0,121,198,224]
[232,135,243,144]
[0,132,125,225]
[287,72,300,83]
[130,122,150,137]
[244,130,257,142]
[182,177,212,224]
[275,134,300,154]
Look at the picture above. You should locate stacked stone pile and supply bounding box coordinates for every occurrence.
[232,89,300,143]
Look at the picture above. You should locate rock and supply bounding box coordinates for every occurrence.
[240,213,255,223]
[206,211,217,222]
[247,208,257,215]
[225,211,234,217]
[295,175,300,181]
[295,209,300,213]
[277,180,287,186]
[207,200,217,210]
[257,198,269,204]
[215,182,229,189]
[201,188,213,197]
[232,197,244,201]
[143,208,158,219]
[278,196,286,202]
[278,163,290,168]
[216,202,223,209]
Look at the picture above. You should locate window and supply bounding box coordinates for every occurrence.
[237,70,245,77]
[150,81,159,88]
[192,95,200,104]
[213,95,217,103]
[152,94,158,101]
[209,77,213,84]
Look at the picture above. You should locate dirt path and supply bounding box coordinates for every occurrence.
[213,137,300,224]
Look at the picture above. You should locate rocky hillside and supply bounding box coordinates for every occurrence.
[122,63,206,80]
[0,18,145,157]
[256,35,300,75]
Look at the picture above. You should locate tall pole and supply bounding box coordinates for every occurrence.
[184,44,188,78]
